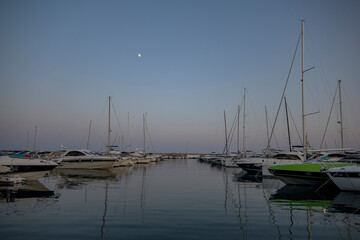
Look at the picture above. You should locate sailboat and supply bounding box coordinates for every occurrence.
[51,97,118,169]
[268,21,357,186]
[134,113,151,164]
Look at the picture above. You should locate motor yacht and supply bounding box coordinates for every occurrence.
[0,152,58,181]
[51,149,117,169]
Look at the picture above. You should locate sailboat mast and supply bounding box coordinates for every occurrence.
[127,112,130,152]
[87,120,92,150]
[265,106,270,147]
[237,105,240,155]
[143,113,148,155]
[108,96,111,154]
[224,110,228,155]
[338,80,344,149]
[284,97,292,152]
[243,88,246,158]
[301,20,307,161]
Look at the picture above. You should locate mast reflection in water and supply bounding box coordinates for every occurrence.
[0,159,359,240]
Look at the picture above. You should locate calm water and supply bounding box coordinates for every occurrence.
[1,159,359,240]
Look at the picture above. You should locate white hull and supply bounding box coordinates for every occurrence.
[0,154,58,181]
[51,150,117,169]
[134,158,150,164]
[327,166,360,192]
[221,158,239,168]
[113,159,134,167]
[57,159,116,169]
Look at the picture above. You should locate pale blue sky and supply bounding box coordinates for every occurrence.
[1,0,359,153]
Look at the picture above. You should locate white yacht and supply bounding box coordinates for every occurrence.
[0,152,58,181]
[327,165,360,192]
[236,152,304,176]
[51,150,117,169]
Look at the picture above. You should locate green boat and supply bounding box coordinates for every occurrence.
[268,162,357,186]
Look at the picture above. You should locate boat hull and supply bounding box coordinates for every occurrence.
[55,157,116,169]
[327,166,360,192]
[269,162,355,186]
[268,169,329,185]
[0,156,58,181]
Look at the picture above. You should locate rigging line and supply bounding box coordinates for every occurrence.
[306,29,334,102]
[223,101,244,154]
[228,107,241,152]
[320,84,338,149]
[145,119,155,153]
[267,115,280,150]
[235,99,245,150]
[266,33,301,152]
[91,99,109,150]
[288,105,303,145]
[111,101,124,138]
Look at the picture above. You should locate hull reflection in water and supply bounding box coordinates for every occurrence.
[0,180,55,203]
[0,159,359,240]
[329,192,360,214]
[270,185,338,212]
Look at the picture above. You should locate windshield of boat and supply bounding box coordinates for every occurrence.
[88,151,101,156]
[273,154,301,160]
[337,155,360,163]
[65,151,86,156]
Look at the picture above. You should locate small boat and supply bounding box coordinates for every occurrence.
[51,150,117,169]
[0,151,58,181]
[327,165,360,192]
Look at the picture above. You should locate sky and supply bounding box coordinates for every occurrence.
[1,0,359,153]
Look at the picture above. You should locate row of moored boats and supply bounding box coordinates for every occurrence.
[199,150,360,192]
[0,149,165,184]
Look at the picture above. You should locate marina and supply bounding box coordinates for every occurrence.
[1,158,359,240]
[1,1,360,239]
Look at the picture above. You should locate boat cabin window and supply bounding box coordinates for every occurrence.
[65,151,86,156]
[273,154,301,160]
[88,151,100,156]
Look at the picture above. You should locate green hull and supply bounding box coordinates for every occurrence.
[268,162,356,186]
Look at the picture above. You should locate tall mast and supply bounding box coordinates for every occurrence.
[284,97,292,152]
[338,80,344,149]
[127,112,130,152]
[108,96,111,154]
[301,20,307,161]
[224,110,228,155]
[237,105,240,155]
[243,88,246,158]
[87,120,92,150]
[143,113,148,155]
[265,106,270,147]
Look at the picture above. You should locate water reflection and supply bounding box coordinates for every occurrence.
[1,160,359,240]
[54,169,119,189]
[329,192,360,214]
[0,180,55,203]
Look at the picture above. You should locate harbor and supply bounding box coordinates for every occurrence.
[1,1,360,239]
